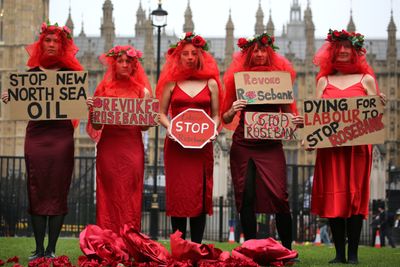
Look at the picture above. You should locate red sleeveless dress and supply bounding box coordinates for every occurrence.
[93,82,145,233]
[311,75,372,219]
[164,84,213,217]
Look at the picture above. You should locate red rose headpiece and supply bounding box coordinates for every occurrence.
[105,45,143,61]
[326,29,365,52]
[167,32,209,55]
[237,32,278,52]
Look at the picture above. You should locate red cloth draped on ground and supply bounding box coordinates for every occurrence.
[87,79,146,233]
[79,224,129,266]
[170,231,222,262]
[232,238,298,266]
[121,224,171,265]
[164,84,214,217]
[311,77,372,219]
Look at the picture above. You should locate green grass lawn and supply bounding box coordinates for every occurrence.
[0,237,399,266]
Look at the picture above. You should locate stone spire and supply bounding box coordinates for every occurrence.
[347,9,356,32]
[65,4,74,36]
[100,0,115,51]
[135,1,146,37]
[255,0,264,35]
[183,0,194,33]
[224,9,234,71]
[144,13,155,84]
[387,9,397,67]
[79,17,86,37]
[266,9,274,36]
[304,1,315,65]
[290,0,301,22]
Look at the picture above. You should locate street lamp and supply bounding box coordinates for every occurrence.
[150,0,167,240]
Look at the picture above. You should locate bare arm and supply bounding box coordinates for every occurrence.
[208,78,220,128]
[222,98,247,124]
[316,77,328,99]
[159,82,176,140]
[361,74,378,96]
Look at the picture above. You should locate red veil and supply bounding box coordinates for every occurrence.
[222,40,297,131]
[26,22,83,71]
[155,33,223,115]
[313,29,379,93]
[86,45,152,142]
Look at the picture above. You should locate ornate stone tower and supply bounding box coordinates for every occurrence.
[144,13,155,86]
[183,0,194,33]
[0,0,49,156]
[347,9,356,32]
[65,5,74,36]
[135,1,146,37]
[286,0,303,40]
[386,9,399,166]
[254,0,264,35]
[224,9,234,71]
[100,0,115,51]
[266,9,275,36]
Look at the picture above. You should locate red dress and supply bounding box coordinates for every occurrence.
[164,84,213,217]
[311,76,372,219]
[92,82,145,233]
[25,67,74,215]
[230,104,290,214]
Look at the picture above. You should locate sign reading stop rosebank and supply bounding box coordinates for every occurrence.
[170,108,217,149]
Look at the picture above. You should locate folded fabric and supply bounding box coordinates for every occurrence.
[232,238,298,266]
[79,224,129,266]
[121,224,171,265]
[170,230,223,263]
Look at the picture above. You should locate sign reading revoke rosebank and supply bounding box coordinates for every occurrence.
[303,96,384,148]
[3,71,88,120]
[234,71,294,104]
[91,97,159,126]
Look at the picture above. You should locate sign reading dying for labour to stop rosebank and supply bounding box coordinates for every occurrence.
[234,71,294,104]
[244,112,298,140]
[170,108,217,149]
[3,71,88,120]
[91,97,159,126]
[303,96,384,148]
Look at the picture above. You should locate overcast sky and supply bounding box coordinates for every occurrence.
[49,0,399,39]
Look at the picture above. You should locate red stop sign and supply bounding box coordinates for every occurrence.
[170,108,216,149]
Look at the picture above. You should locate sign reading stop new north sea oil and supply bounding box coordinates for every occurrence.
[234,71,294,104]
[3,71,88,120]
[244,112,298,140]
[303,96,385,148]
[91,97,159,126]
[170,108,217,149]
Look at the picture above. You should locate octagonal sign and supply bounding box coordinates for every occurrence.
[170,108,217,149]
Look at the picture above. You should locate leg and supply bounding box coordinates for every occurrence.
[29,215,47,260]
[46,215,65,257]
[190,213,206,244]
[328,218,346,264]
[171,217,187,240]
[346,215,363,264]
[275,213,293,250]
[240,159,257,240]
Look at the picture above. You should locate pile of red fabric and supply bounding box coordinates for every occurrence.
[79,225,297,266]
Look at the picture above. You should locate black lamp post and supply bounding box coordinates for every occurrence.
[150,0,167,240]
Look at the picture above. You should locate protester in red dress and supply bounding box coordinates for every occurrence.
[2,22,83,260]
[311,29,386,264]
[86,45,152,234]
[156,32,223,243]
[222,32,303,250]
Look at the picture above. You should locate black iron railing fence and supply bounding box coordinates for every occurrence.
[0,156,384,245]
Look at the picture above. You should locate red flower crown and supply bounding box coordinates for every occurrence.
[40,22,72,39]
[106,45,143,61]
[326,29,365,51]
[237,32,279,51]
[168,32,209,55]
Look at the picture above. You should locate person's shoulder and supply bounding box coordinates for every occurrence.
[363,74,375,83]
